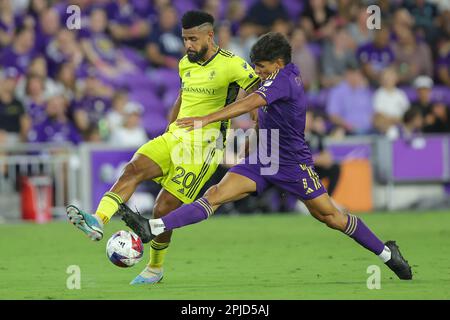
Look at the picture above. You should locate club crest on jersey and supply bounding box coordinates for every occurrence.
[185,71,191,78]
[295,76,303,87]
[242,62,248,70]
[208,70,216,80]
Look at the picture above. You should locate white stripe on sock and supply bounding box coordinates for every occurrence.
[149,218,165,236]
[378,246,392,263]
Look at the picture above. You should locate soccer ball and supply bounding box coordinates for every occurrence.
[106,230,144,268]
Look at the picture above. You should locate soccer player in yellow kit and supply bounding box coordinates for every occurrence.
[66,10,259,284]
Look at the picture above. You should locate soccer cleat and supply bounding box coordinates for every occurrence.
[117,203,154,243]
[130,266,164,285]
[384,240,412,280]
[66,205,103,241]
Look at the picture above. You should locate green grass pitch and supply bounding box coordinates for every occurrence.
[1,211,449,300]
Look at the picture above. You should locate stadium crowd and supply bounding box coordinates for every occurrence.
[0,0,450,212]
[1,0,450,147]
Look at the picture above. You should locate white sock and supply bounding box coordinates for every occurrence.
[149,218,166,236]
[378,246,392,263]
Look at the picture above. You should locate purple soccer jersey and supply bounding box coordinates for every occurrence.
[229,63,327,201]
[0,46,36,75]
[356,43,395,72]
[28,118,82,145]
[254,63,313,167]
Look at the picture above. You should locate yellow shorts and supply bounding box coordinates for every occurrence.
[136,132,223,203]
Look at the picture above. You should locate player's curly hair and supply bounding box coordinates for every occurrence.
[250,32,292,65]
[181,10,214,29]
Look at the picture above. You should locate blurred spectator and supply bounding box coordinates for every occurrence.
[392,8,415,37]
[216,22,246,60]
[0,0,16,48]
[21,73,47,125]
[0,67,30,143]
[45,29,84,79]
[106,90,131,133]
[72,72,113,134]
[28,94,81,145]
[79,8,137,80]
[26,0,50,23]
[335,0,360,26]
[83,124,103,143]
[291,28,319,91]
[15,55,61,101]
[202,0,222,20]
[225,0,246,36]
[424,100,450,133]
[327,61,373,136]
[411,75,450,133]
[271,18,292,37]
[0,25,36,75]
[428,0,450,12]
[320,27,357,88]
[374,0,399,22]
[0,0,448,148]
[372,68,410,134]
[54,62,78,102]
[34,8,61,54]
[405,0,439,40]
[146,5,183,70]
[356,27,395,87]
[106,0,153,50]
[305,110,341,196]
[300,0,336,42]
[393,25,433,85]
[225,0,258,62]
[241,0,289,37]
[346,5,374,47]
[386,106,424,140]
[436,37,450,87]
[108,101,148,147]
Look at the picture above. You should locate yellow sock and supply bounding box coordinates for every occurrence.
[148,240,170,269]
[95,192,123,224]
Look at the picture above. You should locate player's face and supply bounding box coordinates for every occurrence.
[182,28,211,63]
[254,60,282,81]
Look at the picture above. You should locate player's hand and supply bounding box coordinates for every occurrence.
[176,116,210,131]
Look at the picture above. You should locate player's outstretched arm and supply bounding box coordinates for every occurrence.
[176,93,266,130]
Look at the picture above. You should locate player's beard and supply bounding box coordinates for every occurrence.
[186,45,209,63]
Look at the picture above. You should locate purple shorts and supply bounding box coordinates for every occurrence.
[229,160,327,201]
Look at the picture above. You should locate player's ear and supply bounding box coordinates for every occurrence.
[275,58,285,68]
[208,31,214,43]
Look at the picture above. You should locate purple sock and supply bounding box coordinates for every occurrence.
[344,214,385,255]
[161,198,213,231]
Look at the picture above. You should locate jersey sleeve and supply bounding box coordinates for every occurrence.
[228,55,260,91]
[254,71,290,105]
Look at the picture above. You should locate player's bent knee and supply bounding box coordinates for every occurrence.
[204,185,221,206]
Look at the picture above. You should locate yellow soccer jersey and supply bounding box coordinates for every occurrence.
[168,48,259,147]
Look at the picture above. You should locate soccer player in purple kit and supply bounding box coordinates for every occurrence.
[120,32,412,281]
